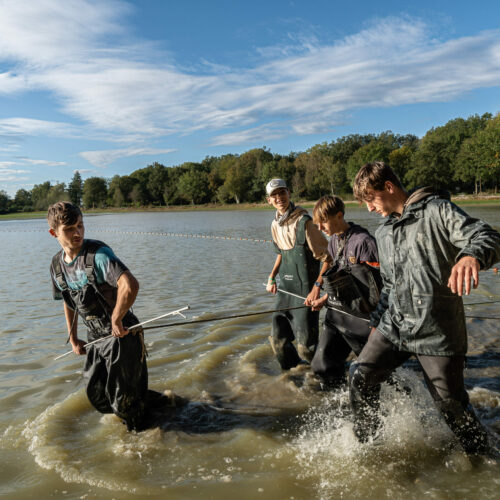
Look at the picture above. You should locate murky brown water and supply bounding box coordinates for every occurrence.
[0,205,499,499]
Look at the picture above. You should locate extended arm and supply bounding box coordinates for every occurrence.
[267,254,282,295]
[442,201,500,296]
[64,302,86,355]
[111,271,140,337]
[305,259,330,306]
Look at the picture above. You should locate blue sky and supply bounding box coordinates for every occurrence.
[0,0,499,196]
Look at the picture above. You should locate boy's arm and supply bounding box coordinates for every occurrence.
[304,220,332,303]
[266,254,282,294]
[64,302,86,355]
[441,201,500,295]
[111,271,140,337]
[305,259,329,305]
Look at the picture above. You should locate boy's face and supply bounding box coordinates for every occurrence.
[364,184,398,217]
[49,215,85,253]
[316,211,344,236]
[267,188,290,214]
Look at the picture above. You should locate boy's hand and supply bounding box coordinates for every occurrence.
[71,338,87,355]
[266,282,277,294]
[111,319,130,338]
[447,256,480,296]
[309,294,328,311]
[305,285,321,305]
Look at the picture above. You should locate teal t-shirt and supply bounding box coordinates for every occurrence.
[51,241,128,308]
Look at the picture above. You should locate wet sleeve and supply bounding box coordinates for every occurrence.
[369,229,390,327]
[94,247,129,286]
[370,289,389,328]
[305,219,332,263]
[440,201,500,269]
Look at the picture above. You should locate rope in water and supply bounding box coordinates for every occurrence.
[0,227,273,243]
[141,305,308,331]
[138,305,499,330]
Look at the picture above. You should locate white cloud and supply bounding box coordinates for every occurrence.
[21,158,67,166]
[0,1,498,148]
[79,147,177,168]
[0,118,79,137]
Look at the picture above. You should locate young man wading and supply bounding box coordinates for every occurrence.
[48,202,165,431]
[350,161,500,455]
[306,195,381,389]
[265,179,331,369]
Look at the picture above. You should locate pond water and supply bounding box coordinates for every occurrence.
[0,205,499,500]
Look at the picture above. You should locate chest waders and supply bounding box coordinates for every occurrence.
[311,231,382,389]
[51,240,148,431]
[271,215,320,370]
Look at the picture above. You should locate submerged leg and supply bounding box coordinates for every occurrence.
[419,355,490,455]
[271,312,301,370]
[102,332,149,431]
[311,313,352,389]
[349,330,409,442]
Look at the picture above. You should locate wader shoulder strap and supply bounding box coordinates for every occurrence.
[296,214,311,247]
[51,250,68,291]
[82,239,108,285]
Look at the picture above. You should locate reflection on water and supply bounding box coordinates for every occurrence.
[0,206,499,499]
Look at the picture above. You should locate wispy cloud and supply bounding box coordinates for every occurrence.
[0,1,499,149]
[18,158,67,167]
[0,118,79,137]
[79,147,178,168]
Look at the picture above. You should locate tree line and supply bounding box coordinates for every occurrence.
[1,112,498,213]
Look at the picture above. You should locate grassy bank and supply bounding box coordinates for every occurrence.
[1,196,499,221]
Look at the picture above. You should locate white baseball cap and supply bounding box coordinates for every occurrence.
[266,178,288,196]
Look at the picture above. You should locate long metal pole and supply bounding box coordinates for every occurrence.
[54,306,190,361]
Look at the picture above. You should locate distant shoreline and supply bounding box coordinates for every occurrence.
[1,196,499,221]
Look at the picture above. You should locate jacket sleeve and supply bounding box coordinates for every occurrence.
[440,201,500,269]
[369,227,391,327]
[370,289,389,328]
[305,219,332,263]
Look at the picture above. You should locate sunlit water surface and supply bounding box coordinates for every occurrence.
[0,206,499,499]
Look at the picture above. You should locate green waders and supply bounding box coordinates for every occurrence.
[270,215,320,369]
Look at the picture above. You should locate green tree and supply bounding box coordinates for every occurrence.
[177,166,209,204]
[31,181,52,211]
[68,171,83,206]
[346,132,402,184]
[455,114,500,193]
[405,114,491,189]
[0,190,11,213]
[46,183,67,205]
[82,177,108,208]
[222,153,259,203]
[388,145,415,181]
[146,162,168,205]
[13,189,32,212]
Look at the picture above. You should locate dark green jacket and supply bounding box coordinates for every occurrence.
[371,188,500,355]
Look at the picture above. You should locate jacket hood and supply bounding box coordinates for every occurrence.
[404,186,451,208]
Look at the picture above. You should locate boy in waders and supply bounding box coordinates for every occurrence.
[48,201,159,432]
[350,161,500,455]
[306,195,381,389]
[265,179,331,369]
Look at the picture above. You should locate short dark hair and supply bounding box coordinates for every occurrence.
[353,161,403,201]
[47,201,82,230]
[313,195,345,224]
